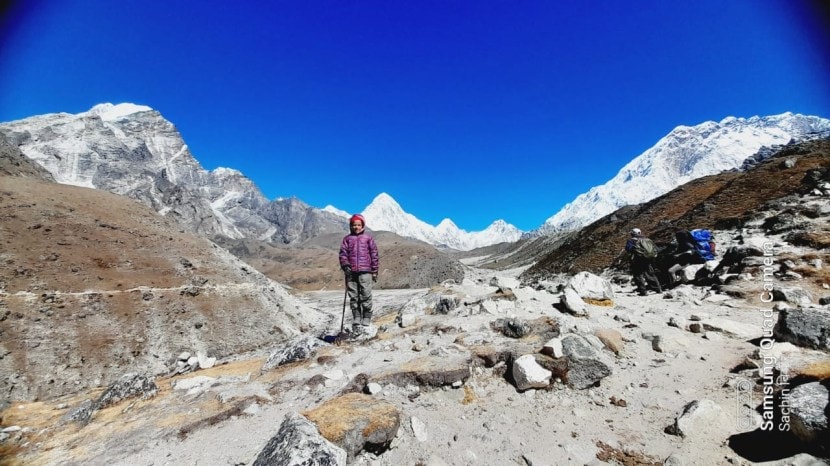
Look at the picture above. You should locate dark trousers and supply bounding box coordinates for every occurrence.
[346,272,373,327]
[631,257,662,294]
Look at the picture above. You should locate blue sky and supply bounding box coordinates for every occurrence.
[1,1,828,231]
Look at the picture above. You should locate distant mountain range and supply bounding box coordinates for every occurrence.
[327,193,523,250]
[1,104,828,251]
[537,112,830,234]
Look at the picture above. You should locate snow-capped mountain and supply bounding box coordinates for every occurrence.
[0,103,345,243]
[356,193,522,250]
[537,112,830,235]
[1,103,518,250]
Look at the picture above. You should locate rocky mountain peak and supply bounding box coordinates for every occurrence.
[0,103,345,245]
[89,102,153,121]
[538,112,830,235]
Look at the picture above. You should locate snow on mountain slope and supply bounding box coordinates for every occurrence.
[1,103,516,250]
[360,193,522,250]
[537,112,830,234]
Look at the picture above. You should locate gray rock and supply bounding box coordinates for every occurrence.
[773,287,813,306]
[541,337,564,359]
[252,413,347,466]
[435,295,460,314]
[773,308,830,350]
[262,337,327,371]
[567,272,614,300]
[303,393,400,461]
[665,399,729,439]
[789,382,830,444]
[560,334,612,389]
[492,318,532,338]
[512,354,552,391]
[68,373,158,425]
[561,288,588,316]
[411,416,429,442]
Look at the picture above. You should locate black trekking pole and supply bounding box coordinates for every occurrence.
[340,279,348,335]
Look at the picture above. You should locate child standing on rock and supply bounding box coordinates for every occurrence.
[339,214,379,336]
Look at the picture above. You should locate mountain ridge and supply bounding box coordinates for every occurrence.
[0,103,519,251]
[537,112,830,235]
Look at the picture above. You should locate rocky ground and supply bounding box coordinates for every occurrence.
[1,248,828,465]
[1,138,828,465]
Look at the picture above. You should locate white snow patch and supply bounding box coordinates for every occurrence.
[90,103,152,121]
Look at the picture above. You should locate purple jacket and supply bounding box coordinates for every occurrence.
[339,232,379,273]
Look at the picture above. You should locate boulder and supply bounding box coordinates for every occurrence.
[773,308,830,351]
[303,393,401,461]
[665,399,729,439]
[560,334,612,389]
[789,381,830,445]
[262,337,326,371]
[512,354,552,391]
[252,413,347,466]
[561,288,588,316]
[773,287,813,306]
[567,272,614,300]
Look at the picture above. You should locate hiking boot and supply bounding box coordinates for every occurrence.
[351,324,363,336]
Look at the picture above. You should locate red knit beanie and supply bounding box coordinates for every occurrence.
[349,214,366,226]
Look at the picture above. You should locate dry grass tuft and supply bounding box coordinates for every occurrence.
[595,441,661,465]
[584,298,614,307]
[461,385,477,405]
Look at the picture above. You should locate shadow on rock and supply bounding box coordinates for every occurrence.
[728,428,820,463]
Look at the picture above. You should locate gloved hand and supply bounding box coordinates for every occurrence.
[342,264,351,276]
[372,273,378,283]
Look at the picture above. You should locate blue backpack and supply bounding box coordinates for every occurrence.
[690,229,716,261]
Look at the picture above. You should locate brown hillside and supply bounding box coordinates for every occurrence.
[523,138,830,280]
[215,230,466,291]
[0,176,323,402]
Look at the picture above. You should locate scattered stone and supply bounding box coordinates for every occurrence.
[252,413,347,466]
[652,333,692,354]
[435,295,460,314]
[172,375,216,393]
[196,351,216,369]
[491,318,532,338]
[411,416,429,442]
[594,329,624,355]
[700,317,759,339]
[512,354,552,391]
[789,381,830,445]
[561,288,588,316]
[665,399,729,439]
[688,323,704,334]
[303,393,400,461]
[773,287,813,306]
[609,396,627,407]
[371,355,470,389]
[567,272,614,300]
[773,307,830,350]
[68,373,158,425]
[400,313,417,328]
[541,337,564,359]
[262,337,326,371]
[560,334,612,389]
[366,383,383,395]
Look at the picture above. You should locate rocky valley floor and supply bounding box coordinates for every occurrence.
[2,261,828,466]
